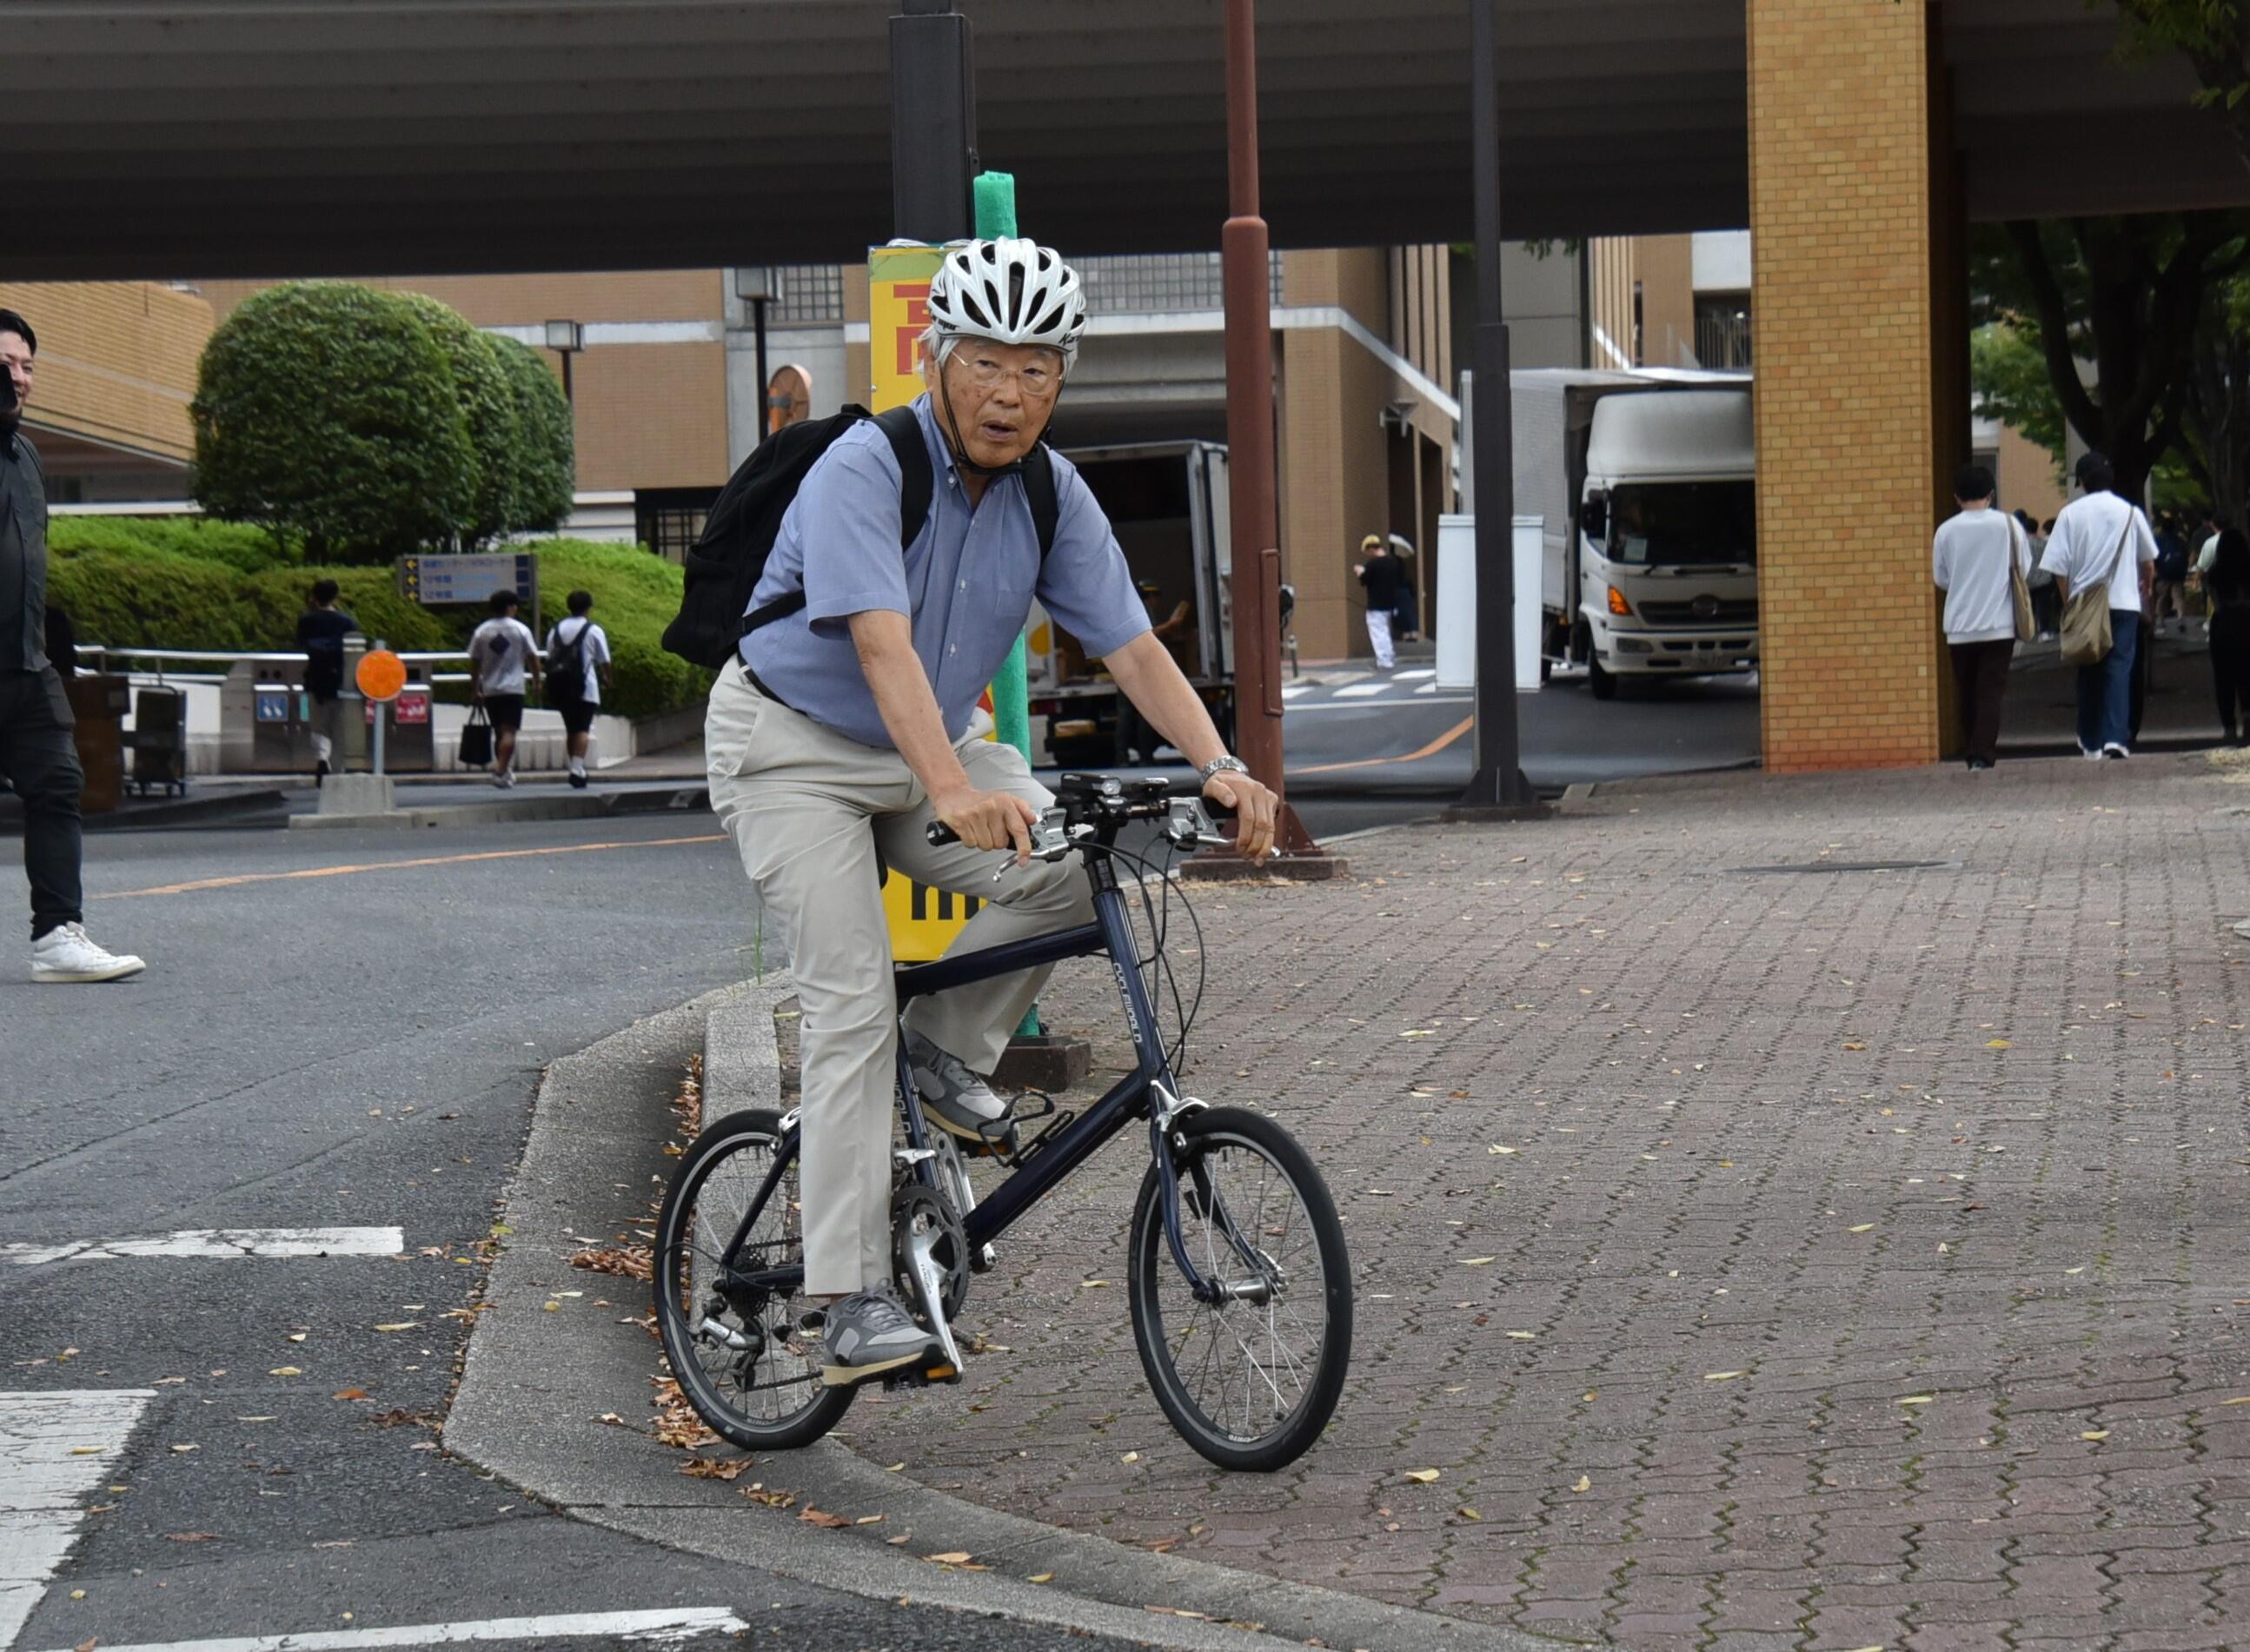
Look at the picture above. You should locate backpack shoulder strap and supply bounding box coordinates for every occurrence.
[873,405,934,553]
[1024,443,1061,562]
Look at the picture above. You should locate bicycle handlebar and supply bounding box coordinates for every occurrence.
[924,773,1232,852]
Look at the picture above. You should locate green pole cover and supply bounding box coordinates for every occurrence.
[973,170,1041,1039]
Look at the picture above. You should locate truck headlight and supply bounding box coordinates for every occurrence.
[1607,585,1632,617]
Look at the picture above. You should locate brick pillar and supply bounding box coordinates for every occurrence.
[1749,0,1945,771]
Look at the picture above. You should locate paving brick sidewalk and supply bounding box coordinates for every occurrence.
[822,750,2250,1652]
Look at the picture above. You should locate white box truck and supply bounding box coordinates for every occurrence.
[1513,368,1757,699]
[1023,440,1234,766]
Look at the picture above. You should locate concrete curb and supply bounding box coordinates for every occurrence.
[445,981,1566,1652]
[289,785,711,831]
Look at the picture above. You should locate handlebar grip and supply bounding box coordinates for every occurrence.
[926,821,960,847]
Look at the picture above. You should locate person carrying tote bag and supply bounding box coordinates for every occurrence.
[2042,451,2158,758]
[458,701,494,769]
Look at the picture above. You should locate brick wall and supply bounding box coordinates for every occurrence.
[0,282,211,464]
[1748,0,1942,771]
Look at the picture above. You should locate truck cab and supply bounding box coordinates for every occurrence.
[1576,388,1757,697]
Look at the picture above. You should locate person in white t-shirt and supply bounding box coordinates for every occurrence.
[543,588,614,790]
[467,588,542,787]
[2038,451,2157,759]
[1932,463,2032,770]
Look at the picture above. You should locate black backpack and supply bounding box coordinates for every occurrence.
[661,403,1061,670]
[545,618,590,704]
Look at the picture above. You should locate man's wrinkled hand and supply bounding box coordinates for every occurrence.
[934,786,1040,865]
[1204,769,1278,861]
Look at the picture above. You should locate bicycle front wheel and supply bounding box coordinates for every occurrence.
[654,1108,853,1451]
[1127,1106,1352,1471]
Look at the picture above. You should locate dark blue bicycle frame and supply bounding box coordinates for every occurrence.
[889,851,1225,1302]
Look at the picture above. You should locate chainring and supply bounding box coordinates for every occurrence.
[891,1180,970,1323]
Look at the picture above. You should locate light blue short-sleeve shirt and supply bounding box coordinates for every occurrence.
[740,395,1149,749]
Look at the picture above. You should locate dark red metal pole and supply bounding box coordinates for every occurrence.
[1220,0,1317,854]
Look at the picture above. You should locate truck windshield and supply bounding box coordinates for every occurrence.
[1606,481,1756,567]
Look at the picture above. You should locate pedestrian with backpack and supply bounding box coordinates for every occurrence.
[2041,451,2157,760]
[295,577,359,785]
[466,588,541,787]
[680,236,1279,1390]
[543,589,612,789]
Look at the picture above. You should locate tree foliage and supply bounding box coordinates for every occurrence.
[191,281,479,564]
[490,335,575,536]
[2114,2,2250,171]
[191,281,579,561]
[1968,214,2250,505]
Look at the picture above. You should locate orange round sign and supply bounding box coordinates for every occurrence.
[355,649,407,703]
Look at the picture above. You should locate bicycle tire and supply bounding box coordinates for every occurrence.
[1126,1106,1352,1471]
[654,1107,854,1451]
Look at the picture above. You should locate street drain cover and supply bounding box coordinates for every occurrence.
[1729,859,1961,875]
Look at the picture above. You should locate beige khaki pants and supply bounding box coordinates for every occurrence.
[705,657,1092,1297]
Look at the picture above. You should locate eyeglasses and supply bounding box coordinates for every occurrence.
[950,351,1060,400]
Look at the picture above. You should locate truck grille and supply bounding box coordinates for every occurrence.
[1636,597,1758,629]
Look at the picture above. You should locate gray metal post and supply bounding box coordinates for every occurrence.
[890,0,977,242]
[1458,0,1534,809]
[370,638,388,777]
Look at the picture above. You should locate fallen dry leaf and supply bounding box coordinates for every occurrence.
[1897,1395,1935,1407]
[1570,1474,1591,1493]
[267,1367,302,1377]
[1986,1038,2012,1050]
[1704,1371,1742,1382]
[1027,1572,1054,1584]
[164,1532,216,1543]
[1120,1451,1140,1463]
[1457,1506,1482,1521]
[926,1551,973,1565]
[1487,1144,1519,1156]
[1847,1224,1875,1234]
[1403,1469,1440,1483]
[568,1245,654,1282]
[371,1324,420,1334]
[1460,1257,1497,1267]
[799,1509,852,1529]
[2081,1430,2110,1442]
[680,1456,751,1482]
[1504,1330,1537,1341]
[2221,1397,2250,1406]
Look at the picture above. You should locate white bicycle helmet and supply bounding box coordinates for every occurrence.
[926,236,1088,373]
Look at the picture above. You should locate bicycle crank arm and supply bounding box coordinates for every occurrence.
[905,1224,966,1377]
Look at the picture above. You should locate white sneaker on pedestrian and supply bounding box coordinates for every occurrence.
[2102,742,2130,760]
[2080,745,2105,761]
[31,923,146,984]
[492,770,516,790]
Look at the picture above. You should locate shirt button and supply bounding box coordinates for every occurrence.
[959,581,967,590]
[948,645,958,655]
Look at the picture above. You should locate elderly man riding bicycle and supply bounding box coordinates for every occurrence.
[706,236,1280,1388]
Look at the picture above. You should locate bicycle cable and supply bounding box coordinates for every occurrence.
[1080,834,1207,1077]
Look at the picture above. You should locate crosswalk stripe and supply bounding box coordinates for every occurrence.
[1395,668,1437,680]
[1415,681,1438,694]
[0,1390,155,1652]
[3,1228,405,1267]
[1332,683,1389,698]
[23,1609,753,1652]
[1280,685,1311,700]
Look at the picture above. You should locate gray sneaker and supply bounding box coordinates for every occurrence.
[904,1029,1012,1147]
[818,1288,944,1388]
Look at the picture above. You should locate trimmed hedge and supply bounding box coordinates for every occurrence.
[45,518,707,720]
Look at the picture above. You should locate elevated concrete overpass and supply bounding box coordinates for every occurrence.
[2,1,2242,282]
[8,0,2247,771]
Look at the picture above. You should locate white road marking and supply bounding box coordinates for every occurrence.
[1332,682,1390,698]
[1395,668,1437,680]
[1280,684,1311,700]
[25,1609,753,1652]
[1284,695,1473,713]
[1416,681,1439,694]
[0,1389,155,1652]
[2,1228,405,1267]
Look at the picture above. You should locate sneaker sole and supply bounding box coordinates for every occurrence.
[34,960,147,984]
[921,1106,1015,1155]
[820,1350,936,1388]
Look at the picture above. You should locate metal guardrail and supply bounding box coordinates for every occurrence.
[73,645,475,687]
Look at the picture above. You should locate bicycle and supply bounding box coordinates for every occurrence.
[654,773,1353,1472]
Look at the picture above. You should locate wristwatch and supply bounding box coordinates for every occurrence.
[1198,754,1251,785]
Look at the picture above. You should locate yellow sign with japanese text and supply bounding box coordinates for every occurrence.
[870,243,982,962]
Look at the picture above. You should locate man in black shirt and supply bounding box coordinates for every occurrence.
[1354,533,1401,669]
[295,579,359,783]
[0,308,145,982]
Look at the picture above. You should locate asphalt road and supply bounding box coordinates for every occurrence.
[1,817,1170,1652]
[0,674,1760,1650]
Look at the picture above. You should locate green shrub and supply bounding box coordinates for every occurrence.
[490,336,574,535]
[44,517,706,720]
[395,294,521,547]
[50,514,298,574]
[191,282,479,563]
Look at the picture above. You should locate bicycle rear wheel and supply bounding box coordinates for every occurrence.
[1127,1106,1351,1471]
[654,1108,853,1451]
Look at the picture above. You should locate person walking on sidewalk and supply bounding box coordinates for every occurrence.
[543,589,612,789]
[295,578,359,785]
[1355,534,1400,669]
[2204,526,2250,746]
[2020,510,2060,639]
[0,308,144,983]
[467,588,541,788]
[1933,464,2031,771]
[2040,450,2157,760]
[707,236,1278,1389]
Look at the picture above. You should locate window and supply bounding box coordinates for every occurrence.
[636,487,721,566]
